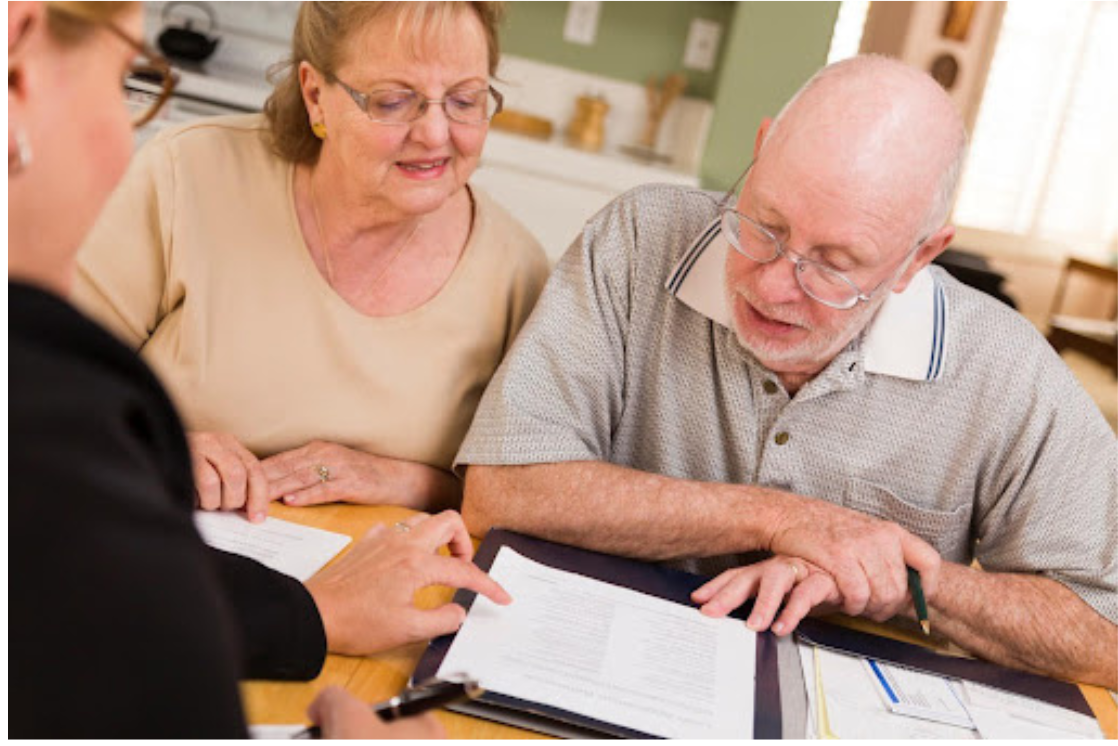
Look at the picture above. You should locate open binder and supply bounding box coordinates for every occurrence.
[413,529,784,738]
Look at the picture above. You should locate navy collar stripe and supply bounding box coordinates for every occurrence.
[667,219,720,294]
[931,281,947,380]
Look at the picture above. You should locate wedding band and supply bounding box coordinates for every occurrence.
[786,562,801,582]
[393,521,411,534]
[315,464,330,483]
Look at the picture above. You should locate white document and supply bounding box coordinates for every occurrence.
[437,547,756,739]
[798,643,978,739]
[958,681,1104,739]
[248,724,305,739]
[864,657,975,729]
[799,642,1104,740]
[193,511,351,582]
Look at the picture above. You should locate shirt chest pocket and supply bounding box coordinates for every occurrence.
[842,478,973,563]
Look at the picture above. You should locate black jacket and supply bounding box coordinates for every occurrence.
[9,282,326,737]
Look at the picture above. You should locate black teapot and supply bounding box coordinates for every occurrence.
[157,1,220,64]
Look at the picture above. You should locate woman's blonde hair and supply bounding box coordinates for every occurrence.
[265,1,505,164]
[44,2,136,45]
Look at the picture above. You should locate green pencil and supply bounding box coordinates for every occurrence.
[907,567,931,636]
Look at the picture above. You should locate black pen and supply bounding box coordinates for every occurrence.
[907,567,931,636]
[292,677,483,739]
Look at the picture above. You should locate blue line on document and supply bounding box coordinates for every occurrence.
[868,659,900,703]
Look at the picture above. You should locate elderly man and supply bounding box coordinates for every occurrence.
[457,56,1116,688]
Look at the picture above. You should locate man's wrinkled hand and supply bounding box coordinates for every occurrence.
[765,494,940,622]
[692,555,842,635]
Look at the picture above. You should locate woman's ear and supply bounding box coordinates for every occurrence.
[8,1,43,73]
[298,61,325,127]
[9,2,45,175]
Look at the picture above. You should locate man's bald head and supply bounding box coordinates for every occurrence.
[760,55,968,242]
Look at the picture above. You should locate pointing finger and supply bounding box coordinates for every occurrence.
[425,555,512,606]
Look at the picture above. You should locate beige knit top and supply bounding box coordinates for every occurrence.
[74,114,549,471]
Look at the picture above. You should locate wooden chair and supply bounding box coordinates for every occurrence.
[1046,257,1118,376]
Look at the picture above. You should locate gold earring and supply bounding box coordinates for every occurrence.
[311,121,327,140]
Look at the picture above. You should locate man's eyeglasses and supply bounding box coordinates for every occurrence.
[331,76,504,126]
[718,164,925,311]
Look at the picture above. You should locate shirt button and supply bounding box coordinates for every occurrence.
[762,380,779,394]
[774,432,790,445]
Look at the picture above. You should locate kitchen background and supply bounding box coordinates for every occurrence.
[135,1,1115,425]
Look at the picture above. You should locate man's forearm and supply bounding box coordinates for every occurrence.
[462,461,785,561]
[929,562,1117,689]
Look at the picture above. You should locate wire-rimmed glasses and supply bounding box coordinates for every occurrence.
[332,77,504,126]
[717,165,925,311]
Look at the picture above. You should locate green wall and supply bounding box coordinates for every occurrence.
[502,2,841,190]
[701,2,840,190]
[502,2,734,100]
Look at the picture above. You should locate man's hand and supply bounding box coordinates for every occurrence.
[305,510,512,655]
[765,494,941,622]
[693,555,842,635]
[307,686,443,739]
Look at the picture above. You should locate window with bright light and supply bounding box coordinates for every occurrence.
[826,0,871,64]
[953,2,1118,263]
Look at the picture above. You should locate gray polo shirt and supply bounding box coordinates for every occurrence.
[458,184,1117,623]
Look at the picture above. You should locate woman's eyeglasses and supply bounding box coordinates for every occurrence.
[332,75,504,126]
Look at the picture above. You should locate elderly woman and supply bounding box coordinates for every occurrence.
[74,1,548,523]
[10,0,509,736]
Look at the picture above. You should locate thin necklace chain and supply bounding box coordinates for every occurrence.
[308,170,424,300]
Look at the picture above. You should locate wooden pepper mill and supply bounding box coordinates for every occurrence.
[566,94,609,152]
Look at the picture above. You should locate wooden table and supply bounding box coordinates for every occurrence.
[242,504,1117,739]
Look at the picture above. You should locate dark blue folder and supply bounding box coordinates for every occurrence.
[413,529,784,739]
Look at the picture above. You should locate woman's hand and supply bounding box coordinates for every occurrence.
[262,440,460,511]
[691,555,843,636]
[307,686,443,739]
[188,432,269,523]
[305,510,511,656]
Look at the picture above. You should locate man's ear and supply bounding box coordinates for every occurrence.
[753,117,772,160]
[892,224,955,294]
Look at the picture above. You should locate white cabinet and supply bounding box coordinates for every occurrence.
[474,131,700,263]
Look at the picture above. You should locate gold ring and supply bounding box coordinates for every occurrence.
[393,521,411,534]
[315,464,330,483]
[786,562,801,582]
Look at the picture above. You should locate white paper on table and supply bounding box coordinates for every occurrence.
[248,723,306,739]
[437,547,756,739]
[193,511,351,581]
[863,657,975,729]
[957,681,1104,739]
[797,642,978,740]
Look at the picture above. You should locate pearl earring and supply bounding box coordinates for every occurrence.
[8,128,32,175]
